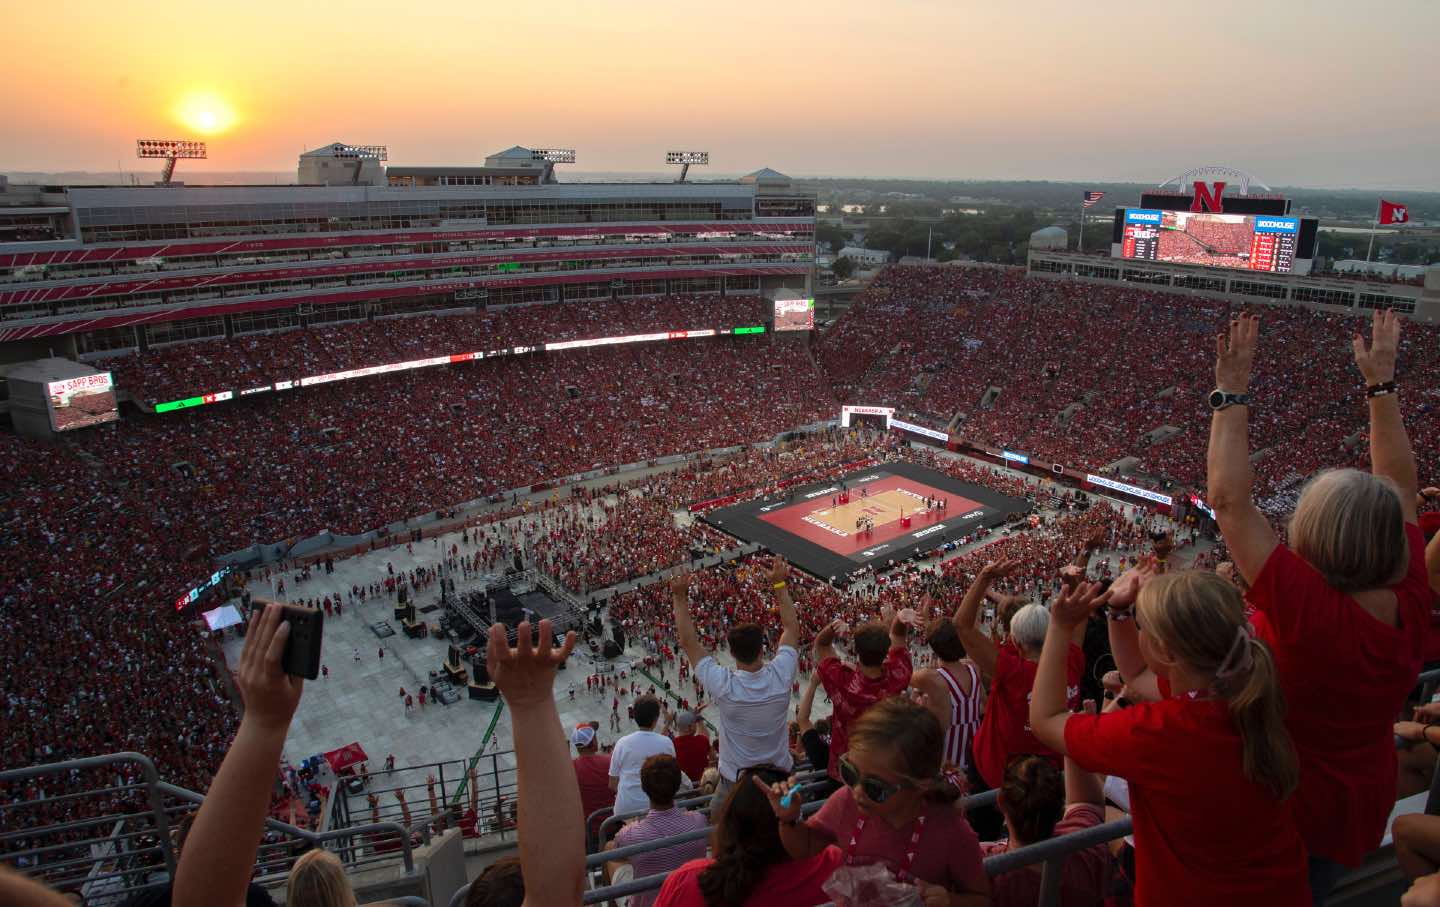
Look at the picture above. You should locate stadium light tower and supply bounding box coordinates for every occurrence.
[666,151,709,183]
[136,139,207,185]
[530,148,577,164]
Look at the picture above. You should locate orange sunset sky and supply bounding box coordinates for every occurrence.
[2,0,1437,188]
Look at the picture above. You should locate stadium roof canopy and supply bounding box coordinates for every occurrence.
[741,167,791,184]
[3,356,99,383]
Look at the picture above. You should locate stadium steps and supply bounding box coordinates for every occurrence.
[852,343,905,392]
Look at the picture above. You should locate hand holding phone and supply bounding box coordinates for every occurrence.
[249,598,324,680]
[239,602,306,731]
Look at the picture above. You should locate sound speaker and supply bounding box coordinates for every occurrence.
[602,640,622,659]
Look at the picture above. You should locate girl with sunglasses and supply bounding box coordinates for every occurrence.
[1029,572,1308,907]
[757,698,990,907]
[653,765,840,907]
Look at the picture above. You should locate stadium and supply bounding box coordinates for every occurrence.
[3,139,1440,907]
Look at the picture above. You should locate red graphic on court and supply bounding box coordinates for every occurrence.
[759,474,982,557]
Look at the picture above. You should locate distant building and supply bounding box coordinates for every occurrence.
[1029,226,1068,250]
[1331,259,1427,280]
[837,246,889,267]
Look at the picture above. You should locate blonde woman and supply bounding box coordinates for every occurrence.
[1206,310,1432,903]
[286,850,355,907]
[1030,572,1307,907]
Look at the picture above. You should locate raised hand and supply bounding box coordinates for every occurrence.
[981,558,1025,580]
[669,571,690,598]
[1353,308,1400,386]
[486,620,576,709]
[751,773,802,824]
[1049,581,1109,630]
[768,556,790,586]
[1215,313,1259,394]
[238,602,304,733]
[814,619,843,647]
[1107,556,1159,610]
[895,607,925,632]
[1058,564,1085,591]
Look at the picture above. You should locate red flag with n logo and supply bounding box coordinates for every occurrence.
[1379,200,1409,225]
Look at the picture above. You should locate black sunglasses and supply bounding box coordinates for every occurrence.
[838,754,913,804]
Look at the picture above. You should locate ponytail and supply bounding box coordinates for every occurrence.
[1135,571,1300,802]
[1216,637,1299,801]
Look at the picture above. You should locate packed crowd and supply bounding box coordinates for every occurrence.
[107,294,769,404]
[8,269,1440,906]
[815,265,1440,497]
[74,332,836,553]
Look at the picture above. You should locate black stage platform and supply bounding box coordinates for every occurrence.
[701,461,1032,582]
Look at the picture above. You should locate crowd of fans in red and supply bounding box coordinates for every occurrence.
[815,266,1440,499]
[107,295,770,405]
[7,270,1440,907]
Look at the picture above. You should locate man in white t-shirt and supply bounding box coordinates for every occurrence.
[608,695,675,816]
[670,556,800,814]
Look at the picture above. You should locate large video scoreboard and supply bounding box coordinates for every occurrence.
[1120,209,1301,274]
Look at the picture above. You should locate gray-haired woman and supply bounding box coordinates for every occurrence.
[1204,309,1432,905]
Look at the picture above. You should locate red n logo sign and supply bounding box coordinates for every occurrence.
[1191,181,1227,213]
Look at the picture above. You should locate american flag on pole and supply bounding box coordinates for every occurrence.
[1082,191,1106,208]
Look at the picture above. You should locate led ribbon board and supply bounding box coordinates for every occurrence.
[153,325,749,413]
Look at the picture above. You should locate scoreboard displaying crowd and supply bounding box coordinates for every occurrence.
[774,297,816,331]
[1121,209,1302,273]
[46,372,118,431]
[1111,183,1319,276]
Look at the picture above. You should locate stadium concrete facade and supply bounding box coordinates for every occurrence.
[0,145,816,366]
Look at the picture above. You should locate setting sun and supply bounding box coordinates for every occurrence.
[174,90,237,135]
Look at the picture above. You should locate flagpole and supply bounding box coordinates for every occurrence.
[1078,197,1085,254]
[1365,198,1380,265]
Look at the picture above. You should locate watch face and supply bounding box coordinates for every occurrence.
[1209,390,1226,409]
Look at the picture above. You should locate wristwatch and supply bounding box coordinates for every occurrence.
[1208,389,1250,411]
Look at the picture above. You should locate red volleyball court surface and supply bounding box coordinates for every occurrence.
[759,473,982,558]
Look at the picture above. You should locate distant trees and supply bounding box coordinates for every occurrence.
[831,256,857,280]
[815,223,849,253]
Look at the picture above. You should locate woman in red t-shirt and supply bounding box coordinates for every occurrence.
[956,559,1086,789]
[1031,571,1309,907]
[653,766,840,907]
[1206,311,1433,902]
[758,698,990,906]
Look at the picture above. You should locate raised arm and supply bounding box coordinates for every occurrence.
[770,557,800,653]
[813,618,842,664]
[885,606,910,652]
[173,603,303,907]
[1355,309,1419,524]
[753,775,835,862]
[394,789,413,830]
[796,672,821,734]
[488,619,584,907]
[1206,314,1279,584]
[1030,583,1108,751]
[1103,558,1161,702]
[668,572,708,668]
[955,560,1020,679]
[426,774,440,827]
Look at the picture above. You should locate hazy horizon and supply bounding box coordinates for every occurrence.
[3,0,1438,190]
